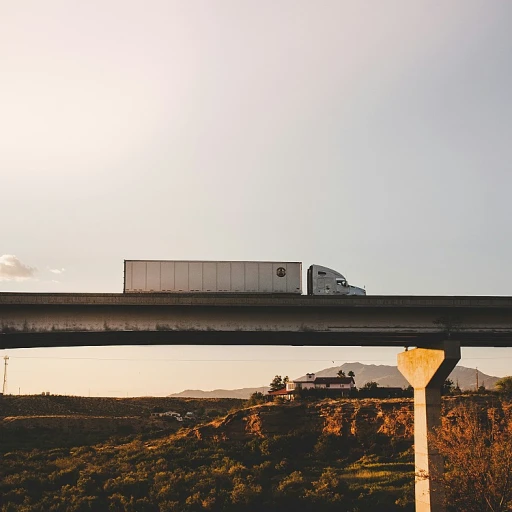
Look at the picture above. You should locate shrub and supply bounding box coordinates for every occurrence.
[432,401,512,512]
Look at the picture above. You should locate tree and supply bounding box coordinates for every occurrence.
[337,370,346,378]
[403,385,414,398]
[347,371,355,378]
[269,375,286,392]
[442,379,454,396]
[361,381,378,391]
[495,376,512,394]
[247,392,265,406]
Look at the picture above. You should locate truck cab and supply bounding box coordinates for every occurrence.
[307,265,366,296]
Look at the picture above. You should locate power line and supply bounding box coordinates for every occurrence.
[6,355,512,362]
[8,356,397,362]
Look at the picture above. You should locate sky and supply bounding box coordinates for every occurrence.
[1,1,511,396]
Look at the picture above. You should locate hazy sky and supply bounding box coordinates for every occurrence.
[1,1,511,396]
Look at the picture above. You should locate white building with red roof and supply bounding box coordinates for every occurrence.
[267,373,356,400]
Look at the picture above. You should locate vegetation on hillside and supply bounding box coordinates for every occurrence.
[434,401,512,512]
[0,395,510,511]
[0,395,242,419]
[0,396,416,511]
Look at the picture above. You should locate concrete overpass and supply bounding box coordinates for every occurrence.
[1,293,512,349]
[1,292,512,512]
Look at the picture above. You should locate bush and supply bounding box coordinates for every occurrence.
[433,402,512,512]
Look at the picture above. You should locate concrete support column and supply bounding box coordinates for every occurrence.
[397,341,460,512]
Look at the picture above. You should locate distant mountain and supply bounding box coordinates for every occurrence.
[305,362,499,390]
[168,363,500,399]
[168,387,269,399]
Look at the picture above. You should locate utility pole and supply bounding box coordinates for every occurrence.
[2,355,9,395]
[476,367,479,391]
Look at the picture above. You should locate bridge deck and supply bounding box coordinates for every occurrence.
[1,293,512,307]
[1,293,512,349]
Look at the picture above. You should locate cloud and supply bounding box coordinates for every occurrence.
[49,268,65,274]
[0,255,37,281]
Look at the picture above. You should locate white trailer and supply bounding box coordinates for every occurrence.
[124,260,302,294]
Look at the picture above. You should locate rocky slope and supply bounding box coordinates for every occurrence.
[190,396,510,445]
[190,398,415,443]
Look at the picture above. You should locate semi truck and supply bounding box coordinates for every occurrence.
[123,260,366,296]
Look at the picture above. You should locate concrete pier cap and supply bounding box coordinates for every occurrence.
[398,341,461,512]
[398,342,461,389]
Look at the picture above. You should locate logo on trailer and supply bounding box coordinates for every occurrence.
[276,267,286,277]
